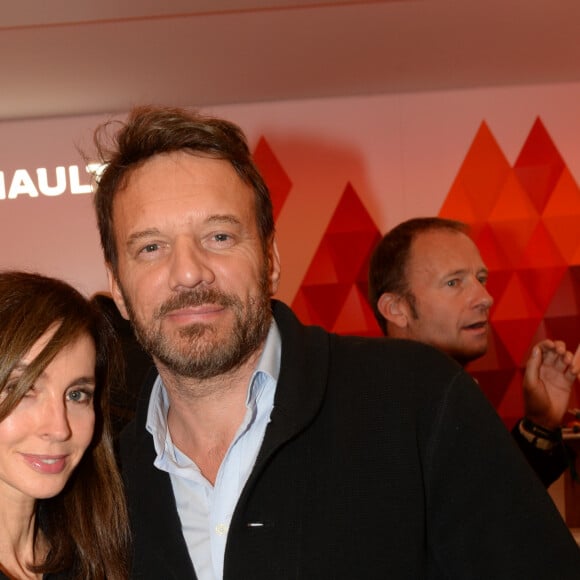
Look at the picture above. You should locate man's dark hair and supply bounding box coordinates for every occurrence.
[92,105,274,274]
[368,217,468,335]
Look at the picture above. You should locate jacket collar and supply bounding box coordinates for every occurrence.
[125,300,330,578]
[252,300,329,467]
[133,299,330,451]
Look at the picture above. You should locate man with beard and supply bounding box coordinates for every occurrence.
[368,217,578,488]
[92,106,580,580]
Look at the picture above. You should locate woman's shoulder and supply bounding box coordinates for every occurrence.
[0,570,68,579]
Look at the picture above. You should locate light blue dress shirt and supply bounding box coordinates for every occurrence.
[146,322,280,580]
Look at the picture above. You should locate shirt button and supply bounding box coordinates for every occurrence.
[215,523,229,535]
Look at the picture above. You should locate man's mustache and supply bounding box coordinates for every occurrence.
[156,288,237,319]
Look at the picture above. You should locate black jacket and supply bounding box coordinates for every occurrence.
[121,300,580,579]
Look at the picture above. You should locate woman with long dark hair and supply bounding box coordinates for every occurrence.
[0,271,130,579]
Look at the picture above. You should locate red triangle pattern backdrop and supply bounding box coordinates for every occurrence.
[253,117,580,429]
[440,118,580,428]
[290,183,382,337]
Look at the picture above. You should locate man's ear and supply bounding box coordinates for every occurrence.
[377,293,410,330]
[106,264,130,321]
[268,239,281,296]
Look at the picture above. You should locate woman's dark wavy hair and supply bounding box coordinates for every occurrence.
[0,271,130,579]
[92,105,275,275]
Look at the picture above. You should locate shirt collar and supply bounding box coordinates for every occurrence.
[146,320,281,459]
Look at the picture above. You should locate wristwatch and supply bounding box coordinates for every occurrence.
[519,418,561,451]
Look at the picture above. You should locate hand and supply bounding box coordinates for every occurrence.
[522,340,580,431]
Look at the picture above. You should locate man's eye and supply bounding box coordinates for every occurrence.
[214,233,230,242]
[141,243,159,254]
[447,279,458,287]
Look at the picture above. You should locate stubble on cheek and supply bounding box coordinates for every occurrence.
[117,258,274,380]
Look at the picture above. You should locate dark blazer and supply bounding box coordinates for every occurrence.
[120,300,580,579]
[511,419,570,487]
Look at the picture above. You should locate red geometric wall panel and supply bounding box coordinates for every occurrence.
[253,136,292,221]
[440,118,580,427]
[292,183,382,337]
[253,123,580,428]
[253,138,381,336]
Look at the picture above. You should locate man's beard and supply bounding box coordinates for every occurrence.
[121,268,272,380]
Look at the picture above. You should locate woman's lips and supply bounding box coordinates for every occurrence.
[21,454,68,474]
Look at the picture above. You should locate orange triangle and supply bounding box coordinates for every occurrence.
[542,167,580,218]
[515,267,566,315]
[455,121,511,218]
[301,239,340,286]
[326,231,381,283]
[290,289,314,326]
[489,169,539,222]
[528,319,548,346]
[327,183,379,233]
[439,179,480,222]
[492,274,543,320]
[542,214,580,264]
[332,285,382,337]
[293,284,351,330]
[473,224,512,270]
[514,118,565,213]
[544,268,580,317]
[543,315,580,352]
[492,318,542,366]
[484,269,512,312]
[487,218,538,269]
[520,221,566,269]
[253,136,292,221]
[569,243,580,266]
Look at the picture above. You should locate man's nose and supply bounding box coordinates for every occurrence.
[168,238,215,291]
[473,281,494,310]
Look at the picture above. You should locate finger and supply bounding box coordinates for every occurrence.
[535,338,555,352]
[562,350,574,367]
[551,340,567,356]
[523,345,542,392]
[570,344,580,374]
[540,344,564,368]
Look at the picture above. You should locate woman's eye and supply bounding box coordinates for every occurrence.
[0,384,16,401]
[68,389,93,404]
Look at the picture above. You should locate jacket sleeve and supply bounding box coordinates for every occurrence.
[510,420,572,487]
[422,370,580,578]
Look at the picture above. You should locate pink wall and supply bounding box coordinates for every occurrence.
[3,82,580,302]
